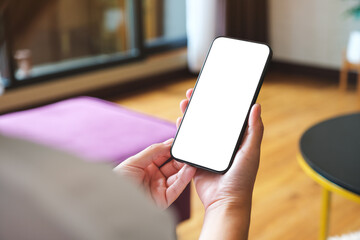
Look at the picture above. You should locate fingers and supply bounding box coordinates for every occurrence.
[160,159,184,178]
[120,139,174,169]
[186,88,193,99]
[228,104,263,189]
[178,88,193,123]
[240,104,264,152]
[248,104,264,148]
[180,88,193,114]
[176,117,182,128]
[180,99,189,114]
[165,164,196,205]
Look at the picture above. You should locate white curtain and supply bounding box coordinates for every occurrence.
[186,0,226,73]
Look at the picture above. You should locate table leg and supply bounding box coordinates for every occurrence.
[339,66,348,91]
[319,188,331,240]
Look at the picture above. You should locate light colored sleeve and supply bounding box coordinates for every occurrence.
[0,135,176,240]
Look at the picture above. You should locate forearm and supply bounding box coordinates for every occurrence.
[199,198,252,240]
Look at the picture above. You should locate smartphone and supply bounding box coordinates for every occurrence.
[171,37,272,173]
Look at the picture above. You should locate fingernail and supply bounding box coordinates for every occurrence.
[163,138,173,144]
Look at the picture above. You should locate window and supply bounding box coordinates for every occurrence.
[143,0,186,52]
[0,0,186,89]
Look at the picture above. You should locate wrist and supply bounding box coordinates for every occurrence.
[200,197,252,240]
[205,195,252,216]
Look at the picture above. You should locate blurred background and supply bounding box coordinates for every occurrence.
[0,0,186,84]
[1,0,360,240]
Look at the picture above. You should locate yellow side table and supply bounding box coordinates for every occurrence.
[298,113,360,240]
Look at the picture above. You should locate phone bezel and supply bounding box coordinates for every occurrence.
[170,36,272,174]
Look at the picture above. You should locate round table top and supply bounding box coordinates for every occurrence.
[300,113,360,195]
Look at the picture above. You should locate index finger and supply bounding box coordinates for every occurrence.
[120,140,173,169]
[186,88,193,99]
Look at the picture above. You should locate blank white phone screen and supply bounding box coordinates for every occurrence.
[171,37,270,172]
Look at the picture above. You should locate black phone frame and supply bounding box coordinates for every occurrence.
[170,36,273,174]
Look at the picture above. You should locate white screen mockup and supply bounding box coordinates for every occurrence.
[171,37,270,172]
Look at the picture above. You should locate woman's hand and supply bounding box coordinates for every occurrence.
[197,104,263,211]
[178,88,264,239]
[114,139,196,209]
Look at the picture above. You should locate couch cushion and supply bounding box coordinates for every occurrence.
[0,96,176,165]
[0,96,190,222]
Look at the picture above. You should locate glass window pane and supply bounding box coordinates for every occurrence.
[11,0,140,81]
[143,0,186,48]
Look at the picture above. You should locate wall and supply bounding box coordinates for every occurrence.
[269,0,359,69]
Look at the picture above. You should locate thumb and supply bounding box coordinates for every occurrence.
[120,139,173,169]
[241,104,264,153]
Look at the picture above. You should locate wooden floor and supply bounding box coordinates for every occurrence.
[114,71,360,240]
